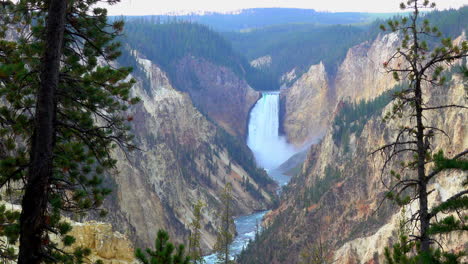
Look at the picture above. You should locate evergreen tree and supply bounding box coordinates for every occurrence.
[189,200,206,264]
[136,229,190,264]
[0,0,137,262]
[214,183,234,264]
[375,0,467,262]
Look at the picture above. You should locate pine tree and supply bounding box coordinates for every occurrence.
[214,183,234,264]
[135,229,190,264]
[189,200,206,264]
[375,0,468,262]
[0,0,138,262]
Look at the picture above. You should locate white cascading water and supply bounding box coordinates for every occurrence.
[247,92,296,171]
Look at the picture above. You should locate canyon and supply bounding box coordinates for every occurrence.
[0,7,466,264]
[39,32,468,264]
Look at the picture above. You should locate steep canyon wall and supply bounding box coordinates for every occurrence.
[281,33,401,147]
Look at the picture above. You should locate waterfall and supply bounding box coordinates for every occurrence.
[247,92,295,171]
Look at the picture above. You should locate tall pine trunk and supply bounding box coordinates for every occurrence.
[18,0,67,263]
[415,80,430,254]
[411,1,430,255]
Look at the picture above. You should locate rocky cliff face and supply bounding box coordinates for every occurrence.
[240,73,467,264]
[281,33,400,147]
[172,55,260,138]
[67,221,138,264]
[280,68,298,86]
[281,62,330,147]
[99,53,276,252]
[250,55,272,69]
[330,73,467,264]
[0,200,138,264]
[334,33,400,102]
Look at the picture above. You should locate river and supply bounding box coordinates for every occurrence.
[204,92,296,263]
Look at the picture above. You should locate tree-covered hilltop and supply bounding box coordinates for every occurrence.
[118,21,278,90]
[224,6,468,86]
[114,8,396,32]
[421,6,468,39]
[167,8,394,32]
[224,23,381,84]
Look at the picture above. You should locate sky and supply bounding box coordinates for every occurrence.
[103,0,467,16]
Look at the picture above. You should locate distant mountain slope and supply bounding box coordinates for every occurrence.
[121,22,246,80]
[126,8,395,32]
[120,21,277,91]
[422,6,468,38]
[116,7,467,91]
[118,22,277,138]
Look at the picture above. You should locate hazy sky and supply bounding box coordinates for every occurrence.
[103,0,467,15]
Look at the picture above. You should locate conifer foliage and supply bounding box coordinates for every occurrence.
[375,0,467,262]
[0,0,138,263]
[135,230,190,264]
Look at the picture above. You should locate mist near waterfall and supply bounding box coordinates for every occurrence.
[247,92,296,171]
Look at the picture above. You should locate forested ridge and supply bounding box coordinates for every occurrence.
[118,21,278,90]
[225,6,468,85]
[116,8,395,32]
[422,6,468,38]
[117,19,382,89]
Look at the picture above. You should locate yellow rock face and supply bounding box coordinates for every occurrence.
[282,33,402,147]
[334,32,400,102]
[68,221,137,264]
[281,62,330,147]
[0,203,138,264]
